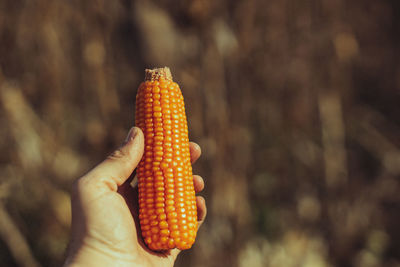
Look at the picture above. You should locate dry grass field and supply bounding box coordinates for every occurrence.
[0,0,399,266]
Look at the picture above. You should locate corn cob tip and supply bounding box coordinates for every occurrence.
[145,67,173,82]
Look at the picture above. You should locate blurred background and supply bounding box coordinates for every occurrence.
[0,0,399,266]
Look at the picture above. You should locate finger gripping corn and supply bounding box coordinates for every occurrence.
[135,67,198,251]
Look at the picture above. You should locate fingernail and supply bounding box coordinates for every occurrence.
[125,127,138,143]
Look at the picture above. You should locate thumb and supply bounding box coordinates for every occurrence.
[84,127,144,188]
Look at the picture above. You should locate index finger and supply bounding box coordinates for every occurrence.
[189,142,201,164]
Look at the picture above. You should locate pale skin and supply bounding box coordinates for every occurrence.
[64,127,207,267]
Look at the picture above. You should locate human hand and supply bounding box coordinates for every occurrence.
[64,127,207,267]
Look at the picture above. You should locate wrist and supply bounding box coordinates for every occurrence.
[64,242,145,267]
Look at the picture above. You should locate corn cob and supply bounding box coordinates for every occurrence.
[135,67,198,251]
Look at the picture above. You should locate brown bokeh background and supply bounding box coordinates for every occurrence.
[1,0,400,266]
